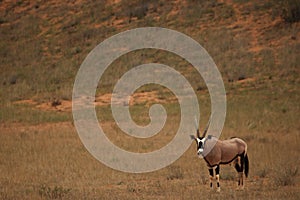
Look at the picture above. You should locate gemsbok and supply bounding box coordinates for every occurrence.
[190,119,249,192]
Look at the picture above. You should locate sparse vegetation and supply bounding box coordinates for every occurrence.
[0,0,299,199]
[257,168,268,178]
[279,0,300,23]
[220,167,236,181]
[167,165,184,180]
[273,165,298,186]
[39,185,71,199]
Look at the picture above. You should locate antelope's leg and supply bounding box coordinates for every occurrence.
[208,168,214,189]
[239,172,244,188]
[215,165,220,192]
[234,157,242,186]
[240,154,245,188]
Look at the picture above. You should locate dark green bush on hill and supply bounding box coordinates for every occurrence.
[279,0,300,22]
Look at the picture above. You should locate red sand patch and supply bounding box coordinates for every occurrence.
[13,91,177,112]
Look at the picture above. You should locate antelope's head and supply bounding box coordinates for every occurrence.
[190,117,210,156]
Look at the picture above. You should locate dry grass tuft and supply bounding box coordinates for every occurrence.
[274,166,298,186]
[166,165,184,180]
[38,185,72,199]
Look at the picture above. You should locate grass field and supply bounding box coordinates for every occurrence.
[0,0,299,199]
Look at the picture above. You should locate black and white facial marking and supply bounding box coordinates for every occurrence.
[195,137,206,156]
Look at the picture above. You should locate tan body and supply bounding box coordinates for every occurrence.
[203,137,247,167]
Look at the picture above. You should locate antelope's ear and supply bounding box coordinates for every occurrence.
[190,135,196,140]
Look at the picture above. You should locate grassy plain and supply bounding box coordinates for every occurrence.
[0,0,299,199]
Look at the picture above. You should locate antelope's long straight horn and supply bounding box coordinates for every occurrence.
[194,116,200,138]
[197,129,200,138]
[202,115,211,137]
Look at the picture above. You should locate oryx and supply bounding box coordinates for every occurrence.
[190,118,249,192]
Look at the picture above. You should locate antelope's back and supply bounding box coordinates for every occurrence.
[223,137,247,155]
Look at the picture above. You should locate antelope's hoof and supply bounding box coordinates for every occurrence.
[236,186,244,191]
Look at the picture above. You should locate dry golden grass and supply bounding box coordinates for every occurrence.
[0,0,299,199]
[0,116,299,199]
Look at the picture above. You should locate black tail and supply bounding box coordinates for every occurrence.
[244,153,249,178]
